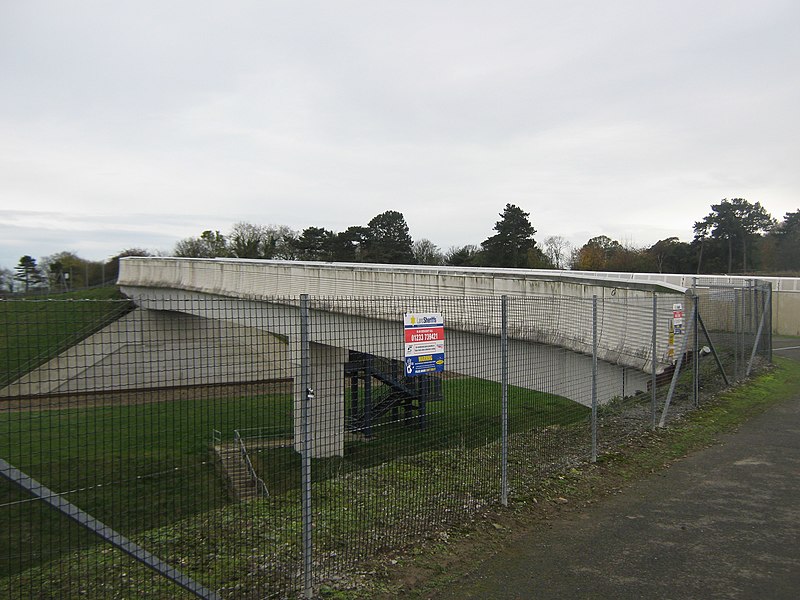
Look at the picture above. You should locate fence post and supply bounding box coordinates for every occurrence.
[767,284,774,364]
[659,303,695,428]
[651,293,657,430]
[591,295,598,463]
[734,292,740,381]
[500,296,509,507]
[746,284,771,378]
[299,294,313,599]
[691,279,697,406]
[750,279,757,338]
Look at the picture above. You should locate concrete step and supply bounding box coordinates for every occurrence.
[214,444,265,501]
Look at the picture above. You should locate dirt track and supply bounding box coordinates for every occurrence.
[0,379,292,412]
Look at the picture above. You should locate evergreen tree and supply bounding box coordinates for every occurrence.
[14,255,46,292]
[445,245,480,267]
[693,199,775,273]
[296,227,336,261]
[362,211,415,264]
[648,237,694,273]
[481,204,543,268]
[330,226,369,262]
[773,209,800,271]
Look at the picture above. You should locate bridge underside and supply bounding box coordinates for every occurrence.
[4,286,651,457]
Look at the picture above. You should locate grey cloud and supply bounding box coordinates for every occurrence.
[0,1,798,269]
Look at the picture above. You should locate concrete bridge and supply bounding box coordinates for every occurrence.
[5,258,692,458]
[117,258,693,457]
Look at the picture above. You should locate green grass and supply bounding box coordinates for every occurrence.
[253,378,588,495]
[587,357,800,484]
[0,290,787,598]
[649,355,800,456]
[0,286,133,387]
[1,412,580,599]
[0,391,291,577]
[0,375,585,588]
[6,354,792,599]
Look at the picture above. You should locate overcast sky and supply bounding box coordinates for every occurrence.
[1,1,798,270]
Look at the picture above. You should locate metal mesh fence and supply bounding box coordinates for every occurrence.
[0,282,771,598]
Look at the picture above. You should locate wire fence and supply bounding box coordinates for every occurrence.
[0,281,772,598]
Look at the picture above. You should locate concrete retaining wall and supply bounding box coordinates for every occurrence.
[0,309,289,397]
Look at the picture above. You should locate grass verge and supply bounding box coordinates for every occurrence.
[370,356,800,599]
[0,375,584,593]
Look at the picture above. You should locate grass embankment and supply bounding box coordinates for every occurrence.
[0,286,133,388]
[259,378,588,495]
[0,289,587,597]
[0,372,586,595]
[0,393,291,577]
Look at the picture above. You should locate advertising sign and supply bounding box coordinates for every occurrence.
[403,313,444,376]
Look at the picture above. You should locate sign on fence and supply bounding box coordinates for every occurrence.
[668,302,685,362]
[403,312,445,376]
[672,302,685,335]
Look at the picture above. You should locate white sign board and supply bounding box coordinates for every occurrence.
[403,313,445,376]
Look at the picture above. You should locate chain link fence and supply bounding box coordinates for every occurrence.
[0,281,771,598]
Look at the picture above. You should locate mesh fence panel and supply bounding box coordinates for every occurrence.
[0,298,303,598]
[303,297,502,589]
[0,283,772,598]
[695,282,772,390]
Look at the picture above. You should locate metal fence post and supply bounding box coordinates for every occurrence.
[692,291,700,407]
[659,303,695,428]
[750,279,757,338]
[501,295,509,507]
[746,284,771,378]
[767,284,774,364]
[734,292,740,381]
[591,295,598,463]
[299,294,313,599]
[651,293,657,430]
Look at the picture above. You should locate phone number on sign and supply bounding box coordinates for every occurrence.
[409,332,441,342]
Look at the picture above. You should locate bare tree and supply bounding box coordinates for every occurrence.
[0,267,15,293]
[266,225,300,260]
[228,222,268,258]
[543,236,571,270]
[412,239,445,265]
[227,222,299,259]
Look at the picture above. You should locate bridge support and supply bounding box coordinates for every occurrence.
[293,342,347,458]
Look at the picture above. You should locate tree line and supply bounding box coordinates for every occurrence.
[0,249,151,294]
[571,199,798,274]
[3,198,798,294]
[171,200,799,274]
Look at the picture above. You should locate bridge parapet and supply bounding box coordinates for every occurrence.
[119,257,690,375]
